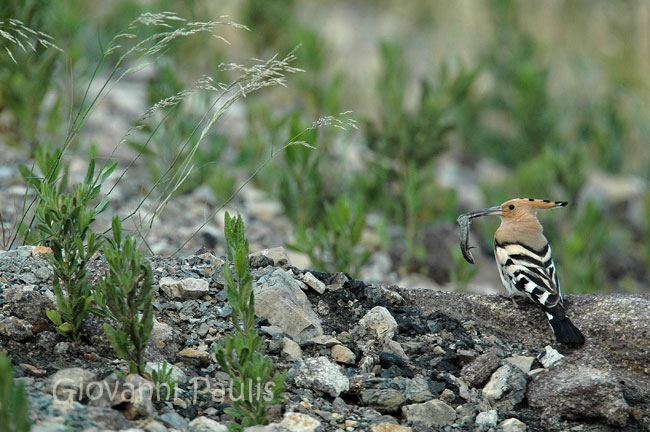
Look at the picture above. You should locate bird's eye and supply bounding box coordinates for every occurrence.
[509,204,515,210]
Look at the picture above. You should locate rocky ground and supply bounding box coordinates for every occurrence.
[1,245,649,432]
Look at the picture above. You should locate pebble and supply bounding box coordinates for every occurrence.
[159,277,209,300]
[303,272,326,294]
[499,417,527,432]
[401,399,457,426]
[188,416,228,432]
[293,356,350,398]
[538,345,564,368]
[355,306,398,340]
[331,344,356,365]
[475,409,498,428]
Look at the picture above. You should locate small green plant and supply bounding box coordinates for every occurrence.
[287,196,371,277]
[214,212,285,431]
[33,159,113,342]
[277,114,326,228]
[93,216,154,375]
[151,361,178,400]
[0,353,31,432]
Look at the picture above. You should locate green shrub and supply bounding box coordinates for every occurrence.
[214,212,285,431]
[287,196,371,278]
[33,159,114,342]
[0,353,31,432]
[93,216,154,375]
[277,114,326,228]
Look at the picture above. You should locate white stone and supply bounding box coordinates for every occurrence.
[538,345,564,368]
[356,306,398,340]
[500,417,527,432]
[302,272,326,294]
[188,416,228,432]
[475,410,498,427]
[159,277,209,300]
[279,412,321,431]
[293,356,349,397]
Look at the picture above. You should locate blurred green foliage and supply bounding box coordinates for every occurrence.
[3,0,650,294]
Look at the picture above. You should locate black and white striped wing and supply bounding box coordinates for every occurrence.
[494,240,563,309]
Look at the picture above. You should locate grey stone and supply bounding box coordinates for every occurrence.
[361,388,406,413]
[255,269,323,342]
[0,316,33,341]
[281,337,303,361]
[33,266,52,281]
[482,363,528,410]
[293,356,349,397]
[538,345,564,368]
[158,411,188,430]
[87,373,126,408]
[460,350,503,388]
[401,399,457,426]
[19,272,38,284]
[330,344,356,365]
[45,368,97,403]
[527,346,630,427]
[475,409,498,428]
[123,374,156,419]
[403,376,434,403]
[1,289,52,333]
[505,355,535,373]
[499,418,527,432]
[327,272,347,292]
[188,416,228,432]
[355,306,398,340]
[159,277,209,300]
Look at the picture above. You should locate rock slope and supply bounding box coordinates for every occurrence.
[0,246,649,431]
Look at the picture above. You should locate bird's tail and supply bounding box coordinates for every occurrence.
[545,311,585,345]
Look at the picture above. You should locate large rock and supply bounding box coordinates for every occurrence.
[255,269,323,342]
[527,346,629,427]
[293,356,349,397]
[44,368,97,403]
[401,290,650,386]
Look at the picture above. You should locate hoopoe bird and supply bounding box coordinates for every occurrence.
[461,198,585,345]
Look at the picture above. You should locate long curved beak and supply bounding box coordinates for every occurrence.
[463,205,502,219]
